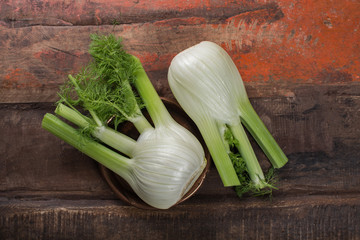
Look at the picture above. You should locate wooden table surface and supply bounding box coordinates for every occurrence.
[1,0,359,239]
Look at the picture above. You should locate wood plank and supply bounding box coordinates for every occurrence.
[0,195,359,239]
[1,84,359,199]
[0,0,286,26]
[1,0,359,103]
[0,103,114,199]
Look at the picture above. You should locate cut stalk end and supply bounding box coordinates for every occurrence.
[240,101,288,169]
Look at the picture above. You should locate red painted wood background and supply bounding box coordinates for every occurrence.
[1,0,359,239]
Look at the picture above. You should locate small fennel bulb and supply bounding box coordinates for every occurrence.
[168,41,287,194]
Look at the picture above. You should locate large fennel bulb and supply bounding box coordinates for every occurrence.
[168,41,287,193]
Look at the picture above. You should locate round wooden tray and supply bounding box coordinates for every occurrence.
[99,98,211,210]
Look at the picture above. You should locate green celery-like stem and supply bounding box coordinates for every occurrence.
[240,100,288,168]
[89,109,103,127]
[92,126,136,157]
[132,56,174,127]
[229,122,266,189]
[42,113,133,181]
[121,77,153,133]
[55,104,136,157]
[198,118,240,186]
[55,103,91,129]
[131,115,154,133]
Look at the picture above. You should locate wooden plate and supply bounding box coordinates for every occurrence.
[99,98,211,210]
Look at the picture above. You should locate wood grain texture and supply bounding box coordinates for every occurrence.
[1,0,359,239]
[1,85,359,198]
[1,0,359,103]
[0,0,287,26]
[1,196,359,240]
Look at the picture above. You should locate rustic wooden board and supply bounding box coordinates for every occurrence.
[1,0,360,239]
[1,0,359,103]
[1,195,359,240]
[1,84,359,198]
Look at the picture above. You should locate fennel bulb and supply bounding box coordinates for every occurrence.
[42,34,206,209]
[168,41,287,195]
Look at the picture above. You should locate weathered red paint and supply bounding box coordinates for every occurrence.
[138,53,177,72]
[235,0,360,84]
[0,0,359,99]
[134,0,359,84]
[2,68,42,89]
